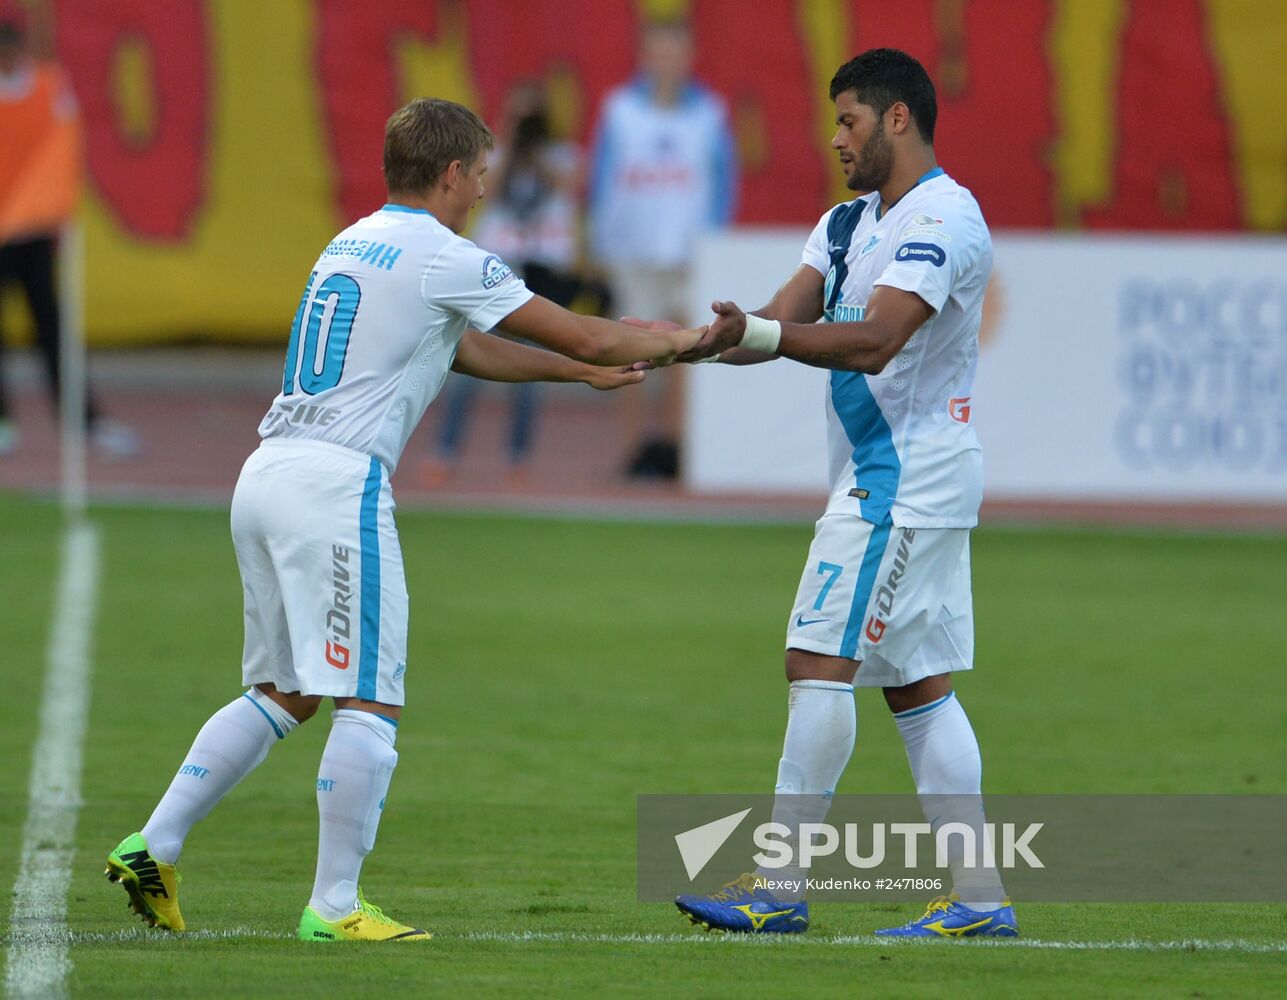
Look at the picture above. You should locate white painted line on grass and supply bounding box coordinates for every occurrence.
[459,931,1287,953]
[52,927,1287,955]
[67,927,290,944]
[5,521,100,1000]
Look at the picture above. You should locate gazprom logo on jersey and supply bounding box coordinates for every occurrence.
[481,254,514,289]
[895,242,946,267]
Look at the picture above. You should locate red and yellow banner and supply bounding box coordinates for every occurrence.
[5,0,1284,343]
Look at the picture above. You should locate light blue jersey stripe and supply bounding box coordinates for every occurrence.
[822,198,902,524]
[357,457,383,702]
[840,521,893,659]
[831,370,901,524]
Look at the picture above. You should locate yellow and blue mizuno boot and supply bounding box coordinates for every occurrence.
[875,895,1019,938]
[676,872,810,933]
[104,832,185,931]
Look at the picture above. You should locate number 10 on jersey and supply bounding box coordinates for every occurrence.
[283,271,362,395]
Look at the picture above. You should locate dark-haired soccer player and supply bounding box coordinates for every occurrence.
[103,98,702,942]
[672,49,1016,937]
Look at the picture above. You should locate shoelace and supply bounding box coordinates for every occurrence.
[355,889,400,927]
[709,873,762,903]
[915,895,954,921]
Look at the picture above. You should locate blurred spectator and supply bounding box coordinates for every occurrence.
[424,80,595,487]
[0,6,137,457]
[587,17,737,479]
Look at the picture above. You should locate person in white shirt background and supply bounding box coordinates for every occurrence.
[586,17,737,479]
[424,80,600,488]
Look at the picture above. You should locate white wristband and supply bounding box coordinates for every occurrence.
[739,315,781,354]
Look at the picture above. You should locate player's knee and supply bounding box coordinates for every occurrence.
[785,647,858,684]
[332,697,401,722]
[882,674,952,714]
[288,697,323,723]
[255,683,322,723]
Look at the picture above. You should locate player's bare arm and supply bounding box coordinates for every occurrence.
[451,329,645,391]
[703,283,933,375]
[496,295,705,367]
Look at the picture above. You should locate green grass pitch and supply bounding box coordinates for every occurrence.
[2,495,1285,997]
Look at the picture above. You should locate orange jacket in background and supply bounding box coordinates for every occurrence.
[0,59,82,243]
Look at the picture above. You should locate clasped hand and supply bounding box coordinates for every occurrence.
[623,299,749,369]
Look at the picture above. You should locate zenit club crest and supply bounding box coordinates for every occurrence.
[481,255,514,289]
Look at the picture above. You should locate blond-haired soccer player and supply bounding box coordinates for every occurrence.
[105,98,701,942]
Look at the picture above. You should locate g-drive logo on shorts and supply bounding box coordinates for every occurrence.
[481,254,514,289]
[865,529,915,643]
[325,544,353,669]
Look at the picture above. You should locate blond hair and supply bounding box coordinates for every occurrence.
[383,98,493,195]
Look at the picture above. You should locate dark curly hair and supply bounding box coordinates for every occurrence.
[829,48,937,143]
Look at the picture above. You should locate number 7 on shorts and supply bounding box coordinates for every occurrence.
[814,561,843,611]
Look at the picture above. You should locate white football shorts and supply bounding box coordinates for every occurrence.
[785,513,973,688]
[231,438,408,705]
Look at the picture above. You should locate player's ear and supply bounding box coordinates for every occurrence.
[887,101,911,136]
[441,159,463,190]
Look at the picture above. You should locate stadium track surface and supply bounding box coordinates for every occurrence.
[1,347,1284,530]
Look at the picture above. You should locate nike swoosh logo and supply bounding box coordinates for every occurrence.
[795,615,829,627]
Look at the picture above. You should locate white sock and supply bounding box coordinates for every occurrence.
[755,680,856,901]
[894,691,1005,911]
[141,689,297,865]
[309,710,399,921]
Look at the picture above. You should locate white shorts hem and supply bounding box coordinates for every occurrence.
[241,670,405,705]
[854,657,973,689]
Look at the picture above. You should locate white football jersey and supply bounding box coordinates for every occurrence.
[258,205,533,472]
[587,78,737,268]
[801,169,992,527]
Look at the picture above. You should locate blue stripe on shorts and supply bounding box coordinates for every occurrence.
[839,521,893,660]
[357,457,382,702]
